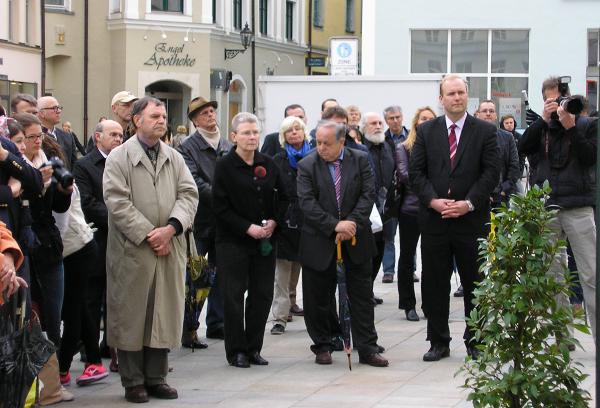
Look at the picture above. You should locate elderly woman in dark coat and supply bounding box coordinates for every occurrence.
[212,112,288,368]
[268,116,311,335]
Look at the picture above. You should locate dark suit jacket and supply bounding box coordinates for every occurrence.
[73,147,108,234]
[260,132,283,157]
[297,147,376,270]
[409,114,500,235]
[54,127,78,170]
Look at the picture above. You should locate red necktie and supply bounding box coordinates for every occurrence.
[448,124,457,167]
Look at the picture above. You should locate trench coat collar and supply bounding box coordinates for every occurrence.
[128,135,171,175]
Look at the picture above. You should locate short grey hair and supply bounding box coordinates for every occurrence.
[315,120,346,141]
[94,122,104,135]
[231,112,260,133]
[383,105,402,118]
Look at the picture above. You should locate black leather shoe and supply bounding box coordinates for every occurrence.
[405,309,420,321]
[230,352,250,368]
[453,285,464,297]
[125,385,149,403]
[331,336,344,351]
[412,273,420,282]
[466,346,481,360]
[315,351,332,365]
[372,296,384,305]
[248,352,269,365]
[181,331,208,349]
[423,344,450,362]
[206,327,224,340]
[270,324,285,335]
[146,383,178,399]
[359,353,389,367]
[376,344,385,353]
[382,274,394,283]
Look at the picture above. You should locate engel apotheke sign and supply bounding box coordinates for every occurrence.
[144,43,196,70]
[329,37,359,76]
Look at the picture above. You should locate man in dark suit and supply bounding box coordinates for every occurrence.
[37,96,77,170]
[297,120,388,368]
[73,119,124,372]
[409,75,500,361]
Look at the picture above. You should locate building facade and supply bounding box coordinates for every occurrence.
[307,0,362,75]
[362,0,600,125]
[0,0,42,113]
[44,0,307,141]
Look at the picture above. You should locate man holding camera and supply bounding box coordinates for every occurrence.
[519,76,598,340]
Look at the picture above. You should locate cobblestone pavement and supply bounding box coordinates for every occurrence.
[65,267,596,407]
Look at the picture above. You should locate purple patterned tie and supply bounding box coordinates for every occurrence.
[333,159,342,211]
[448,123,457,168]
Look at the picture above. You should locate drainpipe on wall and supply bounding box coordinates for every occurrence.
[41,0,46,94]
[83,0,89,143]
[307,0,312,76]
[251,0,256,113]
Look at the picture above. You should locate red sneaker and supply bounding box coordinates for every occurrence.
[59,371,71,386]
[76,363,109,386]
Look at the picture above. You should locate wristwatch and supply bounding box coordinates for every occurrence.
[465,199,475,212]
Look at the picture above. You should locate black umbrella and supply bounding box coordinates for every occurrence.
[0,288,55,408]
[336,238,356,371]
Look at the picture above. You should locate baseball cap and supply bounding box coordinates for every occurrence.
[111,91,138,106]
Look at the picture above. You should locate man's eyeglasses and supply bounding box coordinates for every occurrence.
[480,109,496,114]
[25,133,44,141]
[40,106,63,113]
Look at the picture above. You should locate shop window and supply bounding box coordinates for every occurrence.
[151,0,183,12]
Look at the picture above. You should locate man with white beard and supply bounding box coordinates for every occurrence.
[361,112,396,305]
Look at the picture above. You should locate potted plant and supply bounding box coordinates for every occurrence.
[461,183,590,407]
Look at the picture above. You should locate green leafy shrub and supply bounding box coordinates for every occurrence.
[461,183,590,407]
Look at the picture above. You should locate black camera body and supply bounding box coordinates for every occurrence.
[44,157,74,189]
[552,76,584,119]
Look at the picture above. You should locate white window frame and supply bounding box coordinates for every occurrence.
[409,29,530,100]
[44,0,71,12]
[145,0,192,22]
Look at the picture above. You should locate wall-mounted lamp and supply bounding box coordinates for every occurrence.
[184,28,190,42]
[224,23,254,60]
[160,27,167,39]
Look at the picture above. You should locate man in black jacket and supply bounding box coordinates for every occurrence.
[177,96,232,344]
[73,119,123,372]
[297,120,388,368]
[478,100,520,208]
[409,75,500,362]
[37,96,77,170]
[519,76,598,339]
[362,112,396,304]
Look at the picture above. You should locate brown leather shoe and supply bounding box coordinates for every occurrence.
[290,304,304,316]
[315,351,332,365]
[358,353,389,367]
[125,385,149,403]
[146,383,178,400]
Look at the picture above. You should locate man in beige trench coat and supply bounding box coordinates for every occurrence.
[103,96,199,403]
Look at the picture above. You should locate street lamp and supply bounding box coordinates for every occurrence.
[224,23,254,60]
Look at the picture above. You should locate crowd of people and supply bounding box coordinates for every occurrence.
[0,73,597,404]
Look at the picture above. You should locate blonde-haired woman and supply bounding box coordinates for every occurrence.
[395,106,436,321]
[269,115,311,335]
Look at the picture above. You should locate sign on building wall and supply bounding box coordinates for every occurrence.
[329,37,359,76]
[144,43,196,70]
